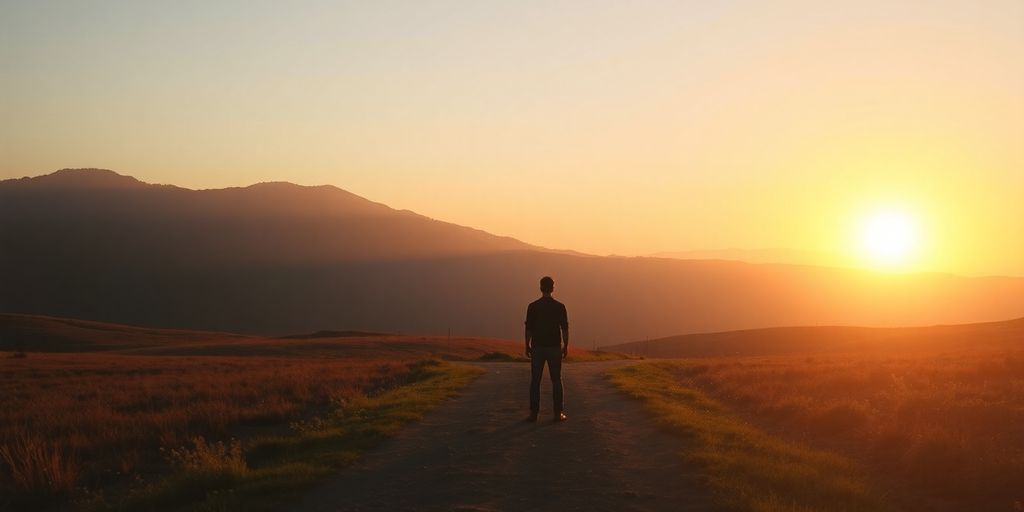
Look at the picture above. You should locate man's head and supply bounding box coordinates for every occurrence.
[539,276,554,295]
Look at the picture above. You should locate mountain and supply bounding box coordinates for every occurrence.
[605,317,1024,357]
[0,168,537,267]
[3,169,1024,343]
[1,168,150,189]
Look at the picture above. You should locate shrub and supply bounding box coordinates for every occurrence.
[165,437,247,477]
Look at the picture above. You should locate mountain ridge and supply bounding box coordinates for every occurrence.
[1,168,154,189]
[3,169,1024,342]
[0,168,542,263]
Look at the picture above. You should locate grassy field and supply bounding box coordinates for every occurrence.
[116,360,484,512]
[608,362,890,512]
[0,352,482,511]
[0,315,507,511]
[610,347,1024,511]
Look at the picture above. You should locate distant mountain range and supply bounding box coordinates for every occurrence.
[4,169,1024,345]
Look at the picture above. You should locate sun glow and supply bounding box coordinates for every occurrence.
[858,209,921,269]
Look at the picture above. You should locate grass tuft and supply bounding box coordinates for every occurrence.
[0,431,79,498]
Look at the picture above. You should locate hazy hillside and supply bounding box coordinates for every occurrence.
[0,313,531,360]
[607,317,1024,357]
[4,169,1024,343]
[0,168,536,266]
[0,313,248,352]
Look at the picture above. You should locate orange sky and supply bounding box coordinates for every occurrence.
[2,1,1022,276]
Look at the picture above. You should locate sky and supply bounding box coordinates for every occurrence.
[2,1,1022,276]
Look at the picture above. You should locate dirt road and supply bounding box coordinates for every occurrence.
[289,361,711,512]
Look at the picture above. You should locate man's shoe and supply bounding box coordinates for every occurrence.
[554,412,568,422]
[526,412,538,422]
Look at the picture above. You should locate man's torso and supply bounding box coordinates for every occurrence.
[526,297,567,347]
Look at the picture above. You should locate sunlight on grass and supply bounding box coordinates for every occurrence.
[82,360,483,511]
[659,352,1024,510]
[607,362,892,512]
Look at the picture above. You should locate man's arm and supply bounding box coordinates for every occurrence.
[560,305,569,358]
[524,305,533,358]
[524,326,532,358]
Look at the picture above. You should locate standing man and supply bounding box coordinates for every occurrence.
[525,276,569,422]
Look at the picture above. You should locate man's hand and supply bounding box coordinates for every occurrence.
[561,345,568,359]
[525,345,532,359]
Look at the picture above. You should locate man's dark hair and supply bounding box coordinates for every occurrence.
[540,276,554,293]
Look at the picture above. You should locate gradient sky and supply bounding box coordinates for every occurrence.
[2,1,1022,275]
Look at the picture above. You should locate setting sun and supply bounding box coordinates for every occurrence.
[858,209,921,268]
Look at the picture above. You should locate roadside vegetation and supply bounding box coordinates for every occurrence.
[0,353,481,511]
[610,348,1024,511]
[608,362,891,512]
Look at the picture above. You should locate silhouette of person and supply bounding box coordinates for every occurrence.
[525,276,569,422]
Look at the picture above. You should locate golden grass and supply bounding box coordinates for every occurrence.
[123,360,484,512]
[612,347,1024,511]
[0,432,79,498]
[608,362,892,512]
[0,352,479,510]
[666,350,1024,511]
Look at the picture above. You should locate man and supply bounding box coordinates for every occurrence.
[524,275,569,422]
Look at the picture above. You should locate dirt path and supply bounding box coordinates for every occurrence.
[288,361,711,512]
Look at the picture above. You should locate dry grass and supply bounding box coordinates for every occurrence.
[0,432,79,498]
[654,348,1024,511]
[123,360,484,512]
[608,362,890,512]
[0,352,420,508]
[165,437,248,478]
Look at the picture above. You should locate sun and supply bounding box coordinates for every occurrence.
[858,209,921,268]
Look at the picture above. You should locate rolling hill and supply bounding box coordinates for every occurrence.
[0,313,534,360]
[4,169,1024,343]
[607,316,1024,357]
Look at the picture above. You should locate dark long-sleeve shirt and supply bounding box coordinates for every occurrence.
[525,296,568,347]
